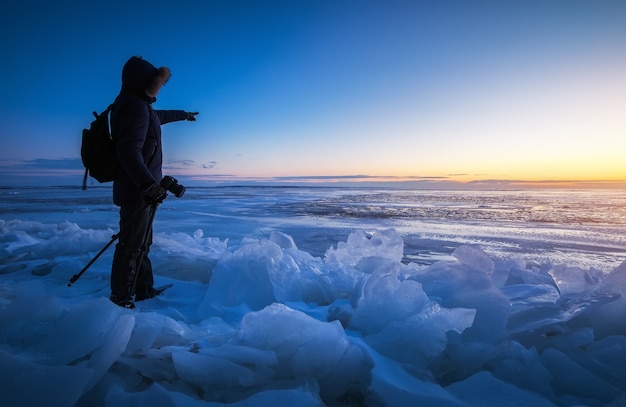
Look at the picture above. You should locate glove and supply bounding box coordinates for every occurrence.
[186,111,199,121]
[143,182,167,204]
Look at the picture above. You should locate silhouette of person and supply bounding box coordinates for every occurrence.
[109,56,198,308]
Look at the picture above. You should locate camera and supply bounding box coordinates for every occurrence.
[160,176,186,198]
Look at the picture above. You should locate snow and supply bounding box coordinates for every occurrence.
[1,187,626,406]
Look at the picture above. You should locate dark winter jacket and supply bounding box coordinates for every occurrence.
[111,57,187,206]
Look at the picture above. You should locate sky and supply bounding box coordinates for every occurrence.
[0,0,625,188]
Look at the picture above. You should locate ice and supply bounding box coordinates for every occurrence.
[0,348,93,407]
[153,231,226,283]
[172,350,259,390]
[579,336,626,388]
[0,282,64,349]
[0,187,626,406]
[198,239,282,316]
[32,297,128,365]
[349,260,475,367]
[85,313,135,390]
[269,230,297,249]
[125,311,188,353]
[484,341,554,398]
[105,383,180,407]
[452,244,495,275]
[248,303,373,402]
[325,228,404,266]
[548,264,603,295]
[541,347,621,404]
[582,260,626,338]
[446,371,557,407]
[408,248,512,342]
[358,339,467,407]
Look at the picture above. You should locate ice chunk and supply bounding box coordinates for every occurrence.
[238,303,349,377]
[453,245,494,275]
[199,344,278,372]
[236,303,372,403]
[583,259,626,337]
[317,338,373,401]
[33,297,128,365]
[548,264,602,295]
[505,290,619,344]
[218,387,325,407]
[355,339,466,407]
[502,283,561,334]
[350,265,432,334]
[267,248,309,303]
[350,264,474,367]
[365,303,475,367]
[541,347,621,403]
[325,229,404,266]
[164,387,326,407]
[0,348,93,407]
[172,350,259,389]
[501,283,560,308]
[429,340,500,384]
[198,241,281,316]
[503,263,557,288]
[446,371,557,407]
[278,248,339,305]
[269,230,297,249]
[85,313,135,390]
[153,231,227,283]
[580,335,626,389]
[413,257,511,342]
[126,311,187,353]
[105,383,178,407]
[0,282,63,348]
[198,234,343,318]
[487,341,554,399]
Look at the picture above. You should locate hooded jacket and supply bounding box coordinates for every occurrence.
[111,56,187,206]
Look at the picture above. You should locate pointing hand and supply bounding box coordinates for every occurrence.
[186,111,199,121]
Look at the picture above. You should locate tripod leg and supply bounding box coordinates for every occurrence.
[129,202,158,299]
[68,234,119,286]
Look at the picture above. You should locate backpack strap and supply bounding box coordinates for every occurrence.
[82,168,89,190]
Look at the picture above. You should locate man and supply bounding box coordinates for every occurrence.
[109,56,198,308]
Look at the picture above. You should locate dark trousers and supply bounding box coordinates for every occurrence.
[110,202,155,300]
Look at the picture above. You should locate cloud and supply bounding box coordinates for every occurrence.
[272,174,453,182]
[0,158,84,186]
[0,158,83,175]
[0,158,83,171]
[163,160,218,172]
[273,175,380,181]
[163,159,196,170]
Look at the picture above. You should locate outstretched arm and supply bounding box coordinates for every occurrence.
[156,110,199,124]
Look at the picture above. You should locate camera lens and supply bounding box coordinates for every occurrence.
[160,176,186,198]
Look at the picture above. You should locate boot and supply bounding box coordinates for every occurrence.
[135,285,169,301]
[110,294,135,309]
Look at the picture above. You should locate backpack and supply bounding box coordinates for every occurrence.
[81,103,117,189]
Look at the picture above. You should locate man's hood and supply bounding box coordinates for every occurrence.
[120,56,170,100]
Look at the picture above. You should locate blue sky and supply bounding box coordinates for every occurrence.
[1,0,625,187]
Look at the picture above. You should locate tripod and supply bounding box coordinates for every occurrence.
[69,175,185,293]
[68,201,158,295]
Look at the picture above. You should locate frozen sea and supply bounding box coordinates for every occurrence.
[1,185,626,406]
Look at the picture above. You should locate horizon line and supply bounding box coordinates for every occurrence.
[3,177,626,190]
